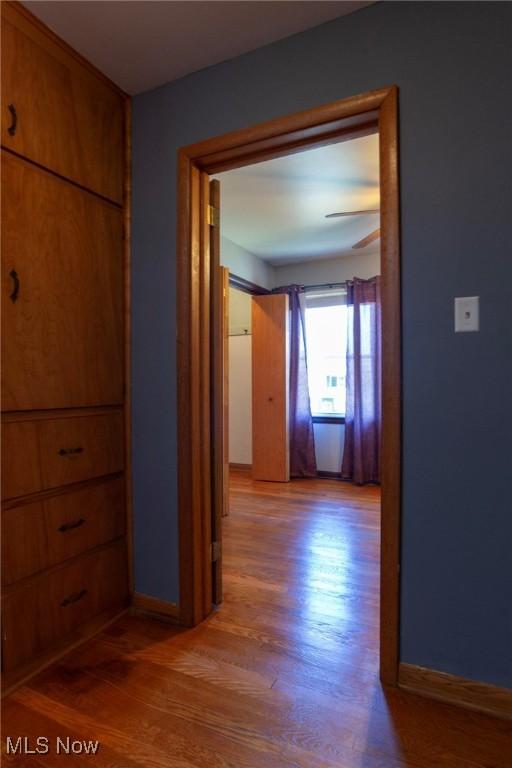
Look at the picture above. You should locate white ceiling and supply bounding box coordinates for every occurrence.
[216,133,380,265]
[22,1,374,95]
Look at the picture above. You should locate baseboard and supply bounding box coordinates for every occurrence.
[229,463,252,470]
[398,662,512,721]
[2,604,129,698]
[316,470,342,479]
[131,592,179,623]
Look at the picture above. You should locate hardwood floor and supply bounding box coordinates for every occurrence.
[2,469,511,766]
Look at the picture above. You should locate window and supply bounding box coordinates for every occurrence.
[304,290,347,418]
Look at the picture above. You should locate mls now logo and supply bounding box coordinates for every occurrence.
[6,736,100,755]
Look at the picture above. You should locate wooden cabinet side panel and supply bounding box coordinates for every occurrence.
[252,295,289,482]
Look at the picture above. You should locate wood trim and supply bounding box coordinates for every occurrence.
[2,2,127,97]
[123,96,134,596]
[2,405,123,423]
[2,472,124,511]
[316,470,343,479]
[229,273,270,295]
[378,86,401,686]
[177,86,401,685]
[229,463,252,471]
[1,606,129,697]
[131,593,179,622]
[399,663,512,721]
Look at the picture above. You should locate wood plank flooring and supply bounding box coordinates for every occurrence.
[2,470,511,766]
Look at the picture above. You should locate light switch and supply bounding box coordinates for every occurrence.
[455,296,479,332]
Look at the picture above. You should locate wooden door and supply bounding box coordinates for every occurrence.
[1,152,124,411]
[210,179,227,604]
[1,6,124,203]
[252,294,290,481]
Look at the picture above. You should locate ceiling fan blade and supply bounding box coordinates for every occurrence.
[352,228,381,249]
[325,208,379,219]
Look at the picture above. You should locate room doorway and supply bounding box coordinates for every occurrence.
[176,86,400,685]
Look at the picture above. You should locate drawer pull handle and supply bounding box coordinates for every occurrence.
[9,269,20,303]
[60,589,88,608]
[58,517,86,533]
[7,104,17,136]
[58,446,84,456]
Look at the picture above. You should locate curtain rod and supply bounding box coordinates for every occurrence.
[302,281,347,291]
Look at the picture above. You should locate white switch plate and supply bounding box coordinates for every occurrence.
[455,296,479,332]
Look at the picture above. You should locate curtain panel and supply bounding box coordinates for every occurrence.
[341,277,382,485]
[272,284,317,477]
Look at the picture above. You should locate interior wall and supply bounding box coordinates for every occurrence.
[274,250,380,287]
[220,235,275,289]
[132,1,512,687]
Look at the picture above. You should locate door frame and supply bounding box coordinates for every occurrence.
[176,86,401,685]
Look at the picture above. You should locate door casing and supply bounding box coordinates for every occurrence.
[176,86,401,685]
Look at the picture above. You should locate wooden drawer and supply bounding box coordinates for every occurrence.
[2,152,124,412]
[2,540,128,672]
[2,477,125,586]
[2,411,124,499]
[39,413,124,489]
[1,7,124,203]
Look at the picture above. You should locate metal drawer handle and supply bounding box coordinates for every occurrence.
[9,269,20,303]
[58,517,86,533]
[60,588,88,608]
[58,446,84,457]
[8,104,17,137]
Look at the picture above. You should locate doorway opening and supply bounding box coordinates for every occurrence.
[176,87,400,685]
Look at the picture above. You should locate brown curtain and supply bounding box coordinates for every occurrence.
[273,284,317,477]
[341,277,381,485]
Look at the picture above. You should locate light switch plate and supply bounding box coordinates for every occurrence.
[455,296,479,332]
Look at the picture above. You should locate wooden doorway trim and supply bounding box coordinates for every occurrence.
[177,86,401,684]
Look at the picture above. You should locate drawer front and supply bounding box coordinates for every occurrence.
[1,12,124,203]
[2,477,125,586]
[39,413,124,490]
[2,541,128,672]
[1,421,41,499]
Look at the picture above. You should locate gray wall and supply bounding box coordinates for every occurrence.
[132,1,512,687]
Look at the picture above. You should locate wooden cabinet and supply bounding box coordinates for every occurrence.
[2,541,128,672]
[2,477,125,586]
[1,8,124,203]
[1,152,123,411]
[2,411,124,499]
[1,3,130,693]
[252,295,290,482]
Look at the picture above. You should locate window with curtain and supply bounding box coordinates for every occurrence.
[304,288,347,418]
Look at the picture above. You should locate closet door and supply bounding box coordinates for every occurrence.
[1,9,124,203]
[1,152,123,411]
[252,294,290,482]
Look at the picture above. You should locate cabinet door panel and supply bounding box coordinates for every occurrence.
[1,13,124,203]
[1,153,123,410]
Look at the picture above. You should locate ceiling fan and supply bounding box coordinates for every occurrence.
[325,208,380,250]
